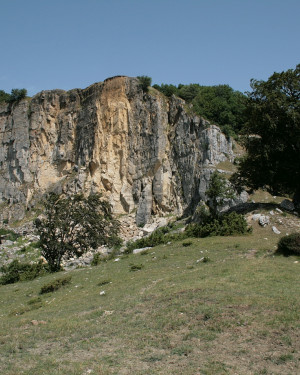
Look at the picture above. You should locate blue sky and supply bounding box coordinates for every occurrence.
[0,0,299,96]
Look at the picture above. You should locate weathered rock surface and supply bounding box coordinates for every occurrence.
[0,76,234,224]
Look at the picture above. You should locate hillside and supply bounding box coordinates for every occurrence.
[0,208,299,375]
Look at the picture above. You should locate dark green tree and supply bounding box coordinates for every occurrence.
[137,76,152,92]
[192,85,246,136]
[153,83,178,97]
[231,64,300,208]
[35,193,121,272]
[0,90,11,103]
[152,82,246,136]
[9,88,27,102]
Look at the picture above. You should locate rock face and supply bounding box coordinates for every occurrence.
[0,76,234,224]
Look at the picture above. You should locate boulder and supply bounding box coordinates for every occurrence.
[280,199,295,211]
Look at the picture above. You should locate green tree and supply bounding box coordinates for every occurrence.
[137,76,152,92]
[35,193,121,272]
[153,83,178,97]
[192,85,246,136]
[0,90,11,103]
[231,64,300,208]
[206,171,235,217]
[152,82,246,137]
[9,88,27,102]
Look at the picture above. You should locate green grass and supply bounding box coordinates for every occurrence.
[0,227,299,374]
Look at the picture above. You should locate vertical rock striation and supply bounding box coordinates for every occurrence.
[0,76,234,223]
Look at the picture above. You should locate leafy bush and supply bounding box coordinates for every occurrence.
[0,260,46,285]
[277,233,300,256]
[129,263,144,272]
[40,275,72,294]
[91,253,102,266]
[220,212,250,235]
[185,212,249,238]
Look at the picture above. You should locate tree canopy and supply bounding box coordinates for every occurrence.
[231,64,300,206]
[152,82,246,137]
[35,193,121,272]
[0,90,11,103]
[0,88,27,103]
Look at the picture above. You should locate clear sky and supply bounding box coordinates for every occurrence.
[0,0,299,96]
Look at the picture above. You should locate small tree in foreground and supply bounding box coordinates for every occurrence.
[35,193,121,272]
[206,171,235,217]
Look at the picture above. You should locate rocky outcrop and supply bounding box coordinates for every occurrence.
[0,76,235,224]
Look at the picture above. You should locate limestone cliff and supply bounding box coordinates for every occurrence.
[0,76,234,224]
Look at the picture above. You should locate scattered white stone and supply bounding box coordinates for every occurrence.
[196,257,204,263]
[272,226,281,234]
[167,241,172,245]
[114,258,120,262]
[99,291,106,296]
[269,210,274,215]
[276,208,283,213]
[104,310,114,315]
[133,247,152,254]
[259,215,270,227]
[252,214,261,221]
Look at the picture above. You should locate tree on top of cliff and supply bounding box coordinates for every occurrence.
[9,88,27,102]
[0,88,28,104]
[231,64,300,208]
[152,82,246,137]
[0,90,11,103]
[35,193,121,272]
[137,76,152,92]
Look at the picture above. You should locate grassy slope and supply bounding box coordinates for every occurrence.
[0,225,299,375]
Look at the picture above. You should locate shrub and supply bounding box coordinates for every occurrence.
[137,76,152,92]
[277,233,300,256]
[91,253,102,266]
[185,212,249,238]
[0,260,46,285]
[129,263,144,272]
[40,275,72,294]
[219,212,250,236]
